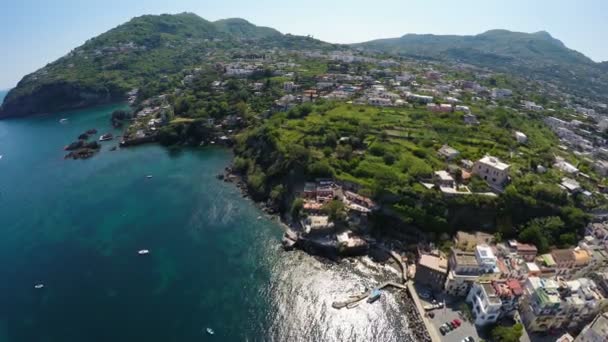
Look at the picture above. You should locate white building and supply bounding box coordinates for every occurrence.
[545,116,569,129]
[445,249,481,296]
[406,93,434,104]
[434,170,456,188]
[475,245,498,272]
[303,215,334,235]
[561,178,582,193]
[554,158,579,174]
[515,131,528,144]
[466,282,503,326]
[427,103,453,112]
[473,156,510,188]
[455,105,471,113]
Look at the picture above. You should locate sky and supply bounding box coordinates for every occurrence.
[1,0,607,89]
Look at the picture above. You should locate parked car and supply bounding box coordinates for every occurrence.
[440,326,448,335]
[452,319,462,327]
[419,292,431,299]
[462,337,474,342]
[448,321,457,329]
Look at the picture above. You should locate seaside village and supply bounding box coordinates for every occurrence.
[412,230,608,342]
[112,47,608,341]
[281,180,608,342]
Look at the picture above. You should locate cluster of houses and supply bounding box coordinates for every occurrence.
[414,229,608,337]
[426,151,511,196]
[298,180,378,255]
[544,114,608,180]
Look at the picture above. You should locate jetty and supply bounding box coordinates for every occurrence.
[388,250,408,283]
[331,282,407,309]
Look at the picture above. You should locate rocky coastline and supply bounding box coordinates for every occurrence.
[401,292,433,342]
[217,165,415,262]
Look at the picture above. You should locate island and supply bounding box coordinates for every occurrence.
[2,12,608,341]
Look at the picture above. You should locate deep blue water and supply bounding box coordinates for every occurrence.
[0,104,413,342]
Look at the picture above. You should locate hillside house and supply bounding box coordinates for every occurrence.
[427,103,453,112]
[473,156,510,188]
[406,93,434,104]
[434,170,456,188]
[515,131,528,144]
[438,145,460,160]
[466,282,504,326]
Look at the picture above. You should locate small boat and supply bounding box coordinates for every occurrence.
[257,216,262,220]
[206,328,215,335]
[138,249,150,255]
[346,301,360,309]
[34,284,44,289]
[146,175,153,179]
[0,155,3,160]
[99,133,113,141]
[59,118,68,124]
[367,289,381,304]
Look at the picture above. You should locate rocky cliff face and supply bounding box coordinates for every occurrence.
[0,82,123,118]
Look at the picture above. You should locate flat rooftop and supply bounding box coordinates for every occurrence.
[419,254,448,273]
[478,156,510,171]
[453,249,479,266]
[481,283,502,305]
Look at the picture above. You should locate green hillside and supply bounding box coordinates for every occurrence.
[354,30,608,102]
[0,13,329,118]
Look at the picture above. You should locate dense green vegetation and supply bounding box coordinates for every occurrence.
[233,100,598,243]
[490,323,524,342]
[2,12,606,251]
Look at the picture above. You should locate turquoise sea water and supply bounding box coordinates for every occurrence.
[0,102,413,342]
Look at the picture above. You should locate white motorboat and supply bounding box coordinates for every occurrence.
[138,249,150,255]
[34,284,44,289]
[206,328,215,335]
